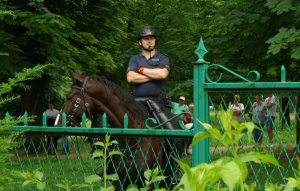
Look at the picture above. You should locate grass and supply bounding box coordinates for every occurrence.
[10,137,102,190]
[8,112,300,190]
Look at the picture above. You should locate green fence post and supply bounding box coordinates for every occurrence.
[23,112,28,126]
[5,112,10,121]
[82,113,86,127]
[42,112,47,126]
[62,112,66,127]
[102,113,107,128]
[124,113,128,129]
[192,37,210,166]
[281,65,286,82]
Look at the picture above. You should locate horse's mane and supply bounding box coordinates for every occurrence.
[93,76,149,120]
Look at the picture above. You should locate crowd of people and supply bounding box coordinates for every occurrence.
[230,93,277,149]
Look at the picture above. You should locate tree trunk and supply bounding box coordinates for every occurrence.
[22,77,48,154]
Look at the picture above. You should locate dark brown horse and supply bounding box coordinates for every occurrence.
[61,70,184,190]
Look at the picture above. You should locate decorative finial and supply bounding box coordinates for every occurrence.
[194,36,208,63]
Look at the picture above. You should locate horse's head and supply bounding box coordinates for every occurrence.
[59,70,97,126]
[60,70,149,128]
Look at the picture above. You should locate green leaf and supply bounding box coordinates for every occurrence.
[94,141,105,147]
[265,0,295,15]
[105,134,111,143]
[84,174,102,184]
[244,182,256,191]
[285,177,300,190]
[126,187,139,191]
[106,174,119,181]
[55,184,67,189]
[144,169,152,181]
[291,47,300,59]
[37,182,46,190]
[34,170,44,181]
[235,152,280,167]
[108,150,123,156]
[111,140,118,145]
[219,161,241,191]
[103,185,115,191]
[192,131,210,145]
[153,175,167,182]
[92,150,104,159]
[22,180,33,187]
[264,182,283,191]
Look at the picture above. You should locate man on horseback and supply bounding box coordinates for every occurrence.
[127,25,170,97]
[126,25,173,127]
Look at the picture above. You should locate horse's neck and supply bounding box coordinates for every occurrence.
[94,94,147,128]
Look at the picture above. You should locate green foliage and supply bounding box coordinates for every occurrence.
[127,167,167,191]
[266,27,300,59]
[265,0,300,61]
[281,159,300,190]
[266,0,295,15]
[0,64,46,190]
[2,0,300,113]
[176,107,280,191]
[18,170,47,191]
[17,133,168,191]
[55,180,79,191]
[87,134,121,191]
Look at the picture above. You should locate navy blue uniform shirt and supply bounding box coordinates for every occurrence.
[127,52,170,97]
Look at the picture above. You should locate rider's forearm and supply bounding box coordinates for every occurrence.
[142,68,169,80]
[127,71,151,83]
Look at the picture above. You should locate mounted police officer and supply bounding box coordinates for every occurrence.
[127,25,173,128]
[127,25,170,97]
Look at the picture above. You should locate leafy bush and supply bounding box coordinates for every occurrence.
[0,65,45,190]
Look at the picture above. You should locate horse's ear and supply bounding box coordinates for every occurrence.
[70,70,83,85]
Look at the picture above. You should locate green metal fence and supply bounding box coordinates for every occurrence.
[8,38,300,190]
[9,112,194,191]
[192,38,300,190]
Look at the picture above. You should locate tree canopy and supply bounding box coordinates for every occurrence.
[0,0,299,117]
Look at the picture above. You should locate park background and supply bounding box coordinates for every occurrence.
[1,0,299,122]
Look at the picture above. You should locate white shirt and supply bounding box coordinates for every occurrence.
[45,109,59,119]
[230,103,245,122]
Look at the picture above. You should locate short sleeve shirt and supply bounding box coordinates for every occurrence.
[265,95,276,117]
[229,103,245,122]
[171,102,189,115]
[127,52,170,97]
[252,102,266,125]
[46,109,59,119]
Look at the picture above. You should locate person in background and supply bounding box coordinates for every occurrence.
[250,95,266,148]
[45,103,59,155]
[229,95,245,148]
[171,96,189,119]
[184,103,194,128]
[229,95,245,123]
[264,92,276,147]
[188,103,194,114]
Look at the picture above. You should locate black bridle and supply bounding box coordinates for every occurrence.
[66,77,92,127]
